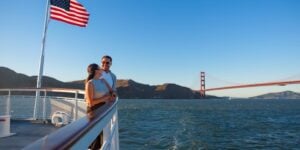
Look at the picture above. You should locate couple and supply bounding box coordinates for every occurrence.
[85,55,117,149]
[85,55,117,112]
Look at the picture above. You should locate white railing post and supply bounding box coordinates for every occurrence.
[103,117,111,149]
[100,101,119,150]
[6,90,11,116]
[42,90,47,122]
[74,91,78,121]
[115,109,119,150]
[111,107,119,150]
[33,90,40,120]
[110,112,116,150]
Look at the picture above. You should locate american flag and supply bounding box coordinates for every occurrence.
[50,0,89,27]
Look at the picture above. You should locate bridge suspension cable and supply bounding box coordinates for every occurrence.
[205,72,243,87]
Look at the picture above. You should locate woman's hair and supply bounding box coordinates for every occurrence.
[85,63,99,83]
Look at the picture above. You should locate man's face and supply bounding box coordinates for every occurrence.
[101,58,111,71]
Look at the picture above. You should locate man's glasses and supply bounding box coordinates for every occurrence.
[102,61,110,65]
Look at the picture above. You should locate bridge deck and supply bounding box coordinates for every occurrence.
[206,80,300,91]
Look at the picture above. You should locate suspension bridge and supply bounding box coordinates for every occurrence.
[200,72,300,97]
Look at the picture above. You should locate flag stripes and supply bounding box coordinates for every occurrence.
[50,0,89,27]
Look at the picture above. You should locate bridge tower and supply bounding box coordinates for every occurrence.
[200,72,205,97]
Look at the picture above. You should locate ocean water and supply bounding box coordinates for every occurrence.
[118,99,300,149]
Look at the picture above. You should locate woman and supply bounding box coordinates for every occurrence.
[85,63,112,112]
[85,63,112,149]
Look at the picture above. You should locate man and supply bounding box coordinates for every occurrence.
[100,55,117,97]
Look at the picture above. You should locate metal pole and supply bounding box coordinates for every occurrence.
[34,0,50,119]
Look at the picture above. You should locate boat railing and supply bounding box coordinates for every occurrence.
[0,88,86,121]
[24,97,119,150]
[0,88,119,150]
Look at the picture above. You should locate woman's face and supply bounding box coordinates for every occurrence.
[95,67,103,78]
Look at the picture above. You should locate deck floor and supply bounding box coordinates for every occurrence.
[0,120,59,149]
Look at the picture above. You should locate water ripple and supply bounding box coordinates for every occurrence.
[118,99,300,149]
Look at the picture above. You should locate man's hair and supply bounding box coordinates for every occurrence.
[102,55,112,62]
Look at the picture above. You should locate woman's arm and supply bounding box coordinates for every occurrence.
[85,82,94,107]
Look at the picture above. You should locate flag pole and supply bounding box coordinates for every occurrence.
[33,0,51,120]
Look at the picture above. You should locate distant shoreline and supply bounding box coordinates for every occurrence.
[1,66,300,99]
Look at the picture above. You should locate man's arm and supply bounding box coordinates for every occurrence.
[111,72,117,94]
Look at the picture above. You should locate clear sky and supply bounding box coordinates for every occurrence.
[1,0,300,98]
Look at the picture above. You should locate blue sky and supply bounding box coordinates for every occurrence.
[1,0,300,97]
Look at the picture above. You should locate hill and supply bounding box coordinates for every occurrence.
[250,91,300,99]
[0,67,82,89]
[0,66,218,99]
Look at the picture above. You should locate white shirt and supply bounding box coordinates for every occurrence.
[101,71,113,88]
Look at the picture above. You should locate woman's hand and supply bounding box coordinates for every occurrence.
[111,92,117,98]
[107,93,116,102]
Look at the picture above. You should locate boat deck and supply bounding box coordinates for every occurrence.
[0,120,59,149]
